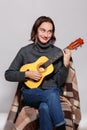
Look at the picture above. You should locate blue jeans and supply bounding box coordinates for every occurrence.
[22,87,65,130]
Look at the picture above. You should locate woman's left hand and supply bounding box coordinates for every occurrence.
[63,48,71,68]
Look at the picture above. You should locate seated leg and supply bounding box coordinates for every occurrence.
[39,102,53,130]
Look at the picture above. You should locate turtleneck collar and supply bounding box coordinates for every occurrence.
[34,41,53,53]
[36,41,51,49]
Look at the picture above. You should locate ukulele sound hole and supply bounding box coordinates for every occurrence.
[37,64,46,73]
[39,67,45,72]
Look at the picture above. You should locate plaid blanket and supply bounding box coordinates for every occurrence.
[4,59,81,130]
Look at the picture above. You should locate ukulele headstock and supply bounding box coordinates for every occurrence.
[67,38,84,50]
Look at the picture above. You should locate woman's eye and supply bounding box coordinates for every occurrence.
[49,30,52,33]
[41,29,45,32]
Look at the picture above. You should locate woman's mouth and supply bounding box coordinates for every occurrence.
[41,36,48,41]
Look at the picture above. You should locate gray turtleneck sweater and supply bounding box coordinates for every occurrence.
[5,42,69,89]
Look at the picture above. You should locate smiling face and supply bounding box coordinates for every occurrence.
[37,22,53,44]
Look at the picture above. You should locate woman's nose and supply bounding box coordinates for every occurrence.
[44,32,48,37]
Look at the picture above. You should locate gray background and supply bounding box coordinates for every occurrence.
[0,0,87,126]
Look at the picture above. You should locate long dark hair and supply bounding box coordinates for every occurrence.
[30,16,56,42]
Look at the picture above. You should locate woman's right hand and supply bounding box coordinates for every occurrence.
[25,71,42,81]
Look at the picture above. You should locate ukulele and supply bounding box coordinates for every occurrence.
[20,38,84,89]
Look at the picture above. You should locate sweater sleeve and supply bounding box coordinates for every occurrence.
[53,55,69,87]
[56,65,69,87]
[5,49,26,82]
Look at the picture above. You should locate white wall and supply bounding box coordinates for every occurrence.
[0,0,87,128]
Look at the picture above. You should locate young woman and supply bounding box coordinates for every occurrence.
[5,16,71,130]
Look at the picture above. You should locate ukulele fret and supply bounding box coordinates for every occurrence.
[42,51,63,68]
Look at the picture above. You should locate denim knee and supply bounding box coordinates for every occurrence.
[39,102,49,113]
[47,91,60,103]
